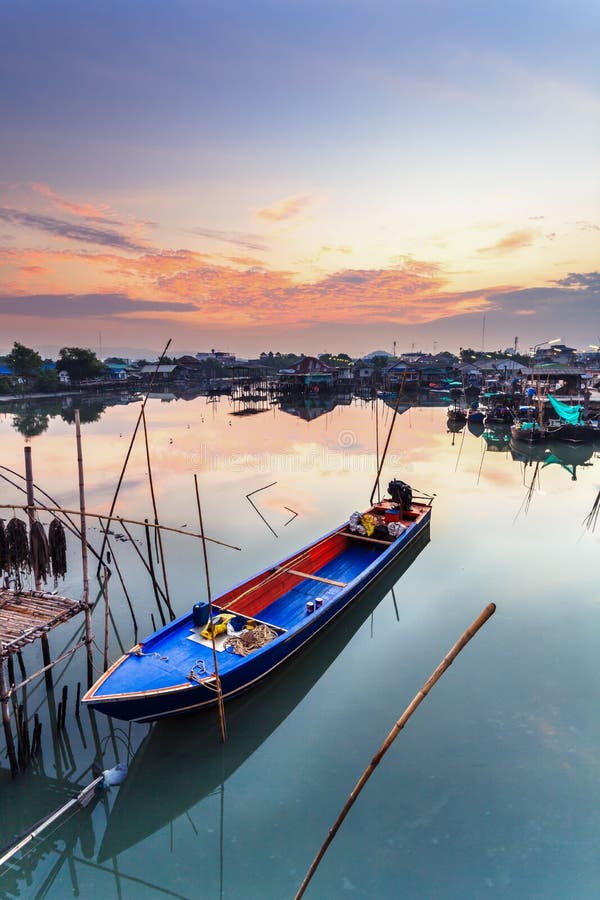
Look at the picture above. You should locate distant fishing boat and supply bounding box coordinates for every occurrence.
[546,394,600,444]
[510,420,547,443]
[466,406,484,425]
[484,402,514,426]
[84,481,433,723]
[447,404,467,426]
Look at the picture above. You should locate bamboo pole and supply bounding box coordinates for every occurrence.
[0,504,241,551]
[103,532,138,637]
[0,659,18,777]
[142,407,175,619]
[193,475,227,744]
[24,446,54,692]
[0,465,114,567]
[105,518,169,611]
[144,520,166,628]
[295,602,496,900]
[96,339,172,575]
[74,410,94,689]
[369,371,407,506]
[102,569,110,672]
[375,393,380,503]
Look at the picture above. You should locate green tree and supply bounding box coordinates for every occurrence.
[34,369,60,393]
[7,342,43,378]
[61,400,107,424]
[12,410,50,438]
[57,347,104,381]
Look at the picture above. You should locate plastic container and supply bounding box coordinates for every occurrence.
[384,509,401,524]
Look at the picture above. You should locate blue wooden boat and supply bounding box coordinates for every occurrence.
[97,528,431,861]
[83,485,433,723]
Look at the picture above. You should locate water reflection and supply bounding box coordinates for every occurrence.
[98,529,429,863]
[511,439,596,481]
[1,397,600,898]
[3,396,113,436]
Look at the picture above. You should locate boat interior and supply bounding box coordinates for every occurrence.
[89,500,431,697]
[186,499,429,638]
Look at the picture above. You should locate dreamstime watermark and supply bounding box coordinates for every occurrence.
[186,429,414,475]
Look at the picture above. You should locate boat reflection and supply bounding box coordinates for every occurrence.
[98,528,430,862]
[482,425,511,451]
[510,438,595,479]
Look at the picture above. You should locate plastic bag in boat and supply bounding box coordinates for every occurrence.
[348,511,362,532]
[388,521,407,538]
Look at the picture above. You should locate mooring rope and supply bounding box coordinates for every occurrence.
[224,623,277,656]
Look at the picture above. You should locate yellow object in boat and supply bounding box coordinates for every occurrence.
[201,614,234,640]
[361,513,376,537]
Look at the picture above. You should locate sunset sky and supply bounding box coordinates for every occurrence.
[1,1,598,359]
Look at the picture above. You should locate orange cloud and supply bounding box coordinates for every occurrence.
[478,228,538,255]
[0,247,499,331]
[31,182,112,220]
[256,194,318,222]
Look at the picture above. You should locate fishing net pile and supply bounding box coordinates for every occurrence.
[29,520,50,582]
[224,623,277,656]
[0,516,68,588]
[48,519,68,580]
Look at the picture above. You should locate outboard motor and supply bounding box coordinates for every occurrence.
[388,479,412,511]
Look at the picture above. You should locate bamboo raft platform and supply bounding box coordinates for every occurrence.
[0,588,86,659]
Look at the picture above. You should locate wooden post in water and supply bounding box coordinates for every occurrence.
[102,569,110,672]
[24,446,54,688]
[96,338,172,576]
[295,603,497,900]
[142,407,175,620]
[0,658,18,777]
[194,474,227,744]
[74,410,94,688]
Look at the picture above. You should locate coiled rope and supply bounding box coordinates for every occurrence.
[225,623,277,656]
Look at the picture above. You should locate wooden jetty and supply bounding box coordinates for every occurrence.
[1,587,89,777]
[0,588,86,656]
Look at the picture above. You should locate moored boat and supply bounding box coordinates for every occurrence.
[510,420,547,443]
[97,528,431,861]
[546,394,600,443]
[484,403,514,426]
[84,481,433,723]
[447,404,467,426]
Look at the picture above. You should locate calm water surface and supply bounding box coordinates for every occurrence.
[0,395,599,898]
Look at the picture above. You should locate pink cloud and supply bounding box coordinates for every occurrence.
[256,194,318,222]
[478,228,538,255]
[31,182,112,221]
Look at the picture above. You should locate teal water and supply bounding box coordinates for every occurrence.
[1,396,599,898]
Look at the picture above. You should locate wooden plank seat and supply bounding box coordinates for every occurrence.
[276,567,347,587]
[344,532,395,545]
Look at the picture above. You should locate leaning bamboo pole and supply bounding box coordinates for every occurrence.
[0,504,241,551]
[369,370,408,506]
[295,602,496,900]
[194,475,227,744]
[96,339,172,576]
[142,407,175,620]
[74,410,94,688]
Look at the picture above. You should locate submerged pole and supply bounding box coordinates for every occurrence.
[193,475,227,744]
[0,659,18,777]
[295,603,497,900]
[24,446,54,689]
[369,374,407,507]
[96,339,172,576]
[142,408,175,620]
[75,410,94,688]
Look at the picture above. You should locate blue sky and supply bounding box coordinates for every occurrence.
[1,0,598,357]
